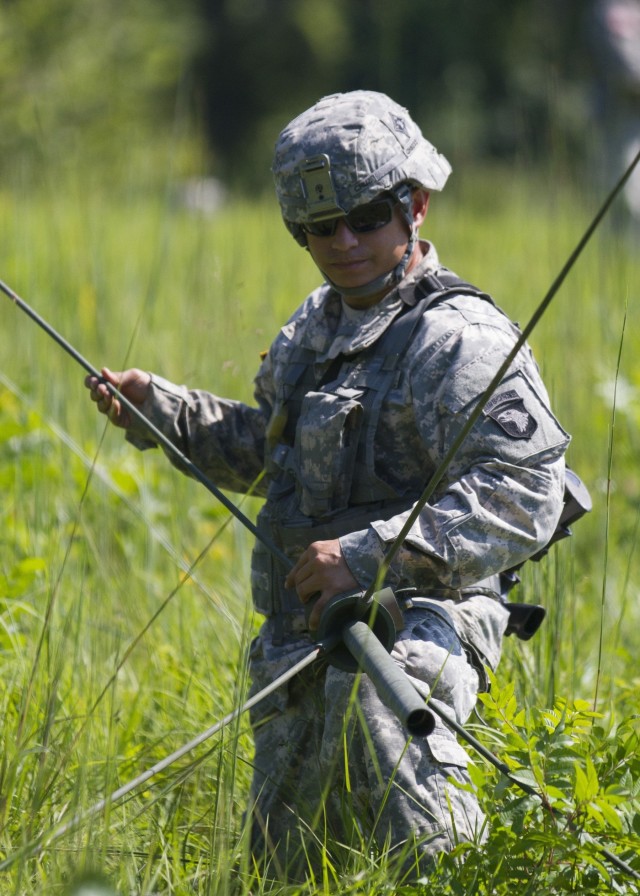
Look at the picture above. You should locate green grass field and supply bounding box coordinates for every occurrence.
[0,157,639,894]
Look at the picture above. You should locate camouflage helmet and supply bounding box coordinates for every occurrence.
[272,90,451,235]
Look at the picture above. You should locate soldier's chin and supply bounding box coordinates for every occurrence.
[326,261,371,285]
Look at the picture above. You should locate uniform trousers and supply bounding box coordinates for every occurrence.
[247,602,492,880]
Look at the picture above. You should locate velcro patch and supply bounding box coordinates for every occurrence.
[484,389,538,439]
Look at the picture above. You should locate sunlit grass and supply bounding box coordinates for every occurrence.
[0,155,639,892]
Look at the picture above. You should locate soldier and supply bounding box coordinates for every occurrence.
[85,91,569,882]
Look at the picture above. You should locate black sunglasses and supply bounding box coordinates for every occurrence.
[303,196,396,238]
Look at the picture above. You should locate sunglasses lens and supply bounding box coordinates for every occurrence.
[305,219,338,237]
[347,199,394,232]
[303,197,395,237]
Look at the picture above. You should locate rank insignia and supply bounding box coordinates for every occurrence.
[484,389,538,439]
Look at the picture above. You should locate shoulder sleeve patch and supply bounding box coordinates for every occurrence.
[475,369,570,463]
[484,389,538,439]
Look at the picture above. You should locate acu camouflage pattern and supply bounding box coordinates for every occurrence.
[124,241,569,873]
[272,90,452,226]
[248,602,489,879]
[252,244,568,638]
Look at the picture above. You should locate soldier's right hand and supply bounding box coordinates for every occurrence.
[84,367,151,429]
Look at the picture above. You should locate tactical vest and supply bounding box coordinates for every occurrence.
[251,269,501,621]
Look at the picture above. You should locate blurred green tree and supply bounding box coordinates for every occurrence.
[0,0,591,186]
[0,0,201,177]
[194,0,591,187]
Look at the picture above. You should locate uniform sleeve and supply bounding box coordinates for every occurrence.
[339,314,570,591]
[124,373,271,496]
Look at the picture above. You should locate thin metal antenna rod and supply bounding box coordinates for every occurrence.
[371,146,640,594]
[0,640,330,873]
[0,278,292,570]
[3,154,640,883]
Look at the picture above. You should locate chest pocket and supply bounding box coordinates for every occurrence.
[293,387,364,517]
[272,358,410,518]
[267,270,496,521]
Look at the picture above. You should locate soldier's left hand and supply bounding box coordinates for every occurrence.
[285,539,359,630]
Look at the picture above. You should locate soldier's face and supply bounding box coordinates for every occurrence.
[305,190,429,308]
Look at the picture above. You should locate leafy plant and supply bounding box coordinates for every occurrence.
[0,160,639,894]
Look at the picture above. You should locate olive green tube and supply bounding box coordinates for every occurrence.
[341,619,435,736]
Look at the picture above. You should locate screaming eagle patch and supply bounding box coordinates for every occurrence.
[484,389,538,439]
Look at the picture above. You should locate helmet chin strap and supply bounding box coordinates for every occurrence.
[324,231,416,300]
[322,184,417,301]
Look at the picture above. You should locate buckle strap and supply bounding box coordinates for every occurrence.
[459,573,502,600]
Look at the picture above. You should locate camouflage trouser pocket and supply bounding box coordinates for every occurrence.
[392,607,481,766]
[250,538,275,616]
[248,625,317,723]
[293,389,363,517]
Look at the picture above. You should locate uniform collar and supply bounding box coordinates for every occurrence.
[316,241,442,359]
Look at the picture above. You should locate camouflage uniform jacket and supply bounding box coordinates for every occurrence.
[126,242,569,669]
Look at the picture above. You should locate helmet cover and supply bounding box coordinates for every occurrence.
[272,90,451,227]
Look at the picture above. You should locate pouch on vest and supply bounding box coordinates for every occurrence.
[292,389,364,518]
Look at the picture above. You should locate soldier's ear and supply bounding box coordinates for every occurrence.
[412,189,430,226]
